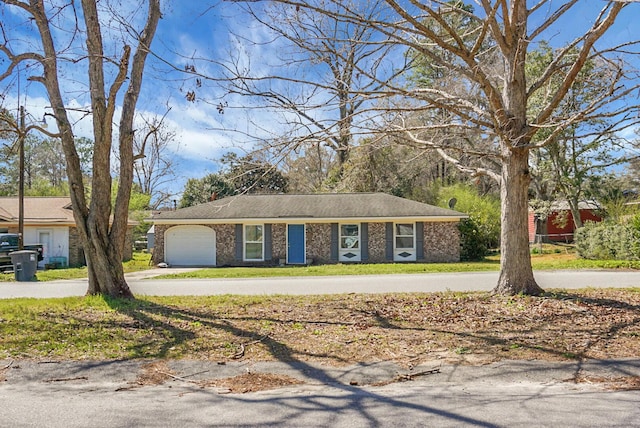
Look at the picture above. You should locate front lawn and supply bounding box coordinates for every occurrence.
[155,253,640,280]
[1,289,638,363]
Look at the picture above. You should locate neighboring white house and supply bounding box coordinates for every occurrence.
[0,196,135,268]
[0,197,74,268]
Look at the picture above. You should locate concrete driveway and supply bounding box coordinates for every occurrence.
[1,269,639,298]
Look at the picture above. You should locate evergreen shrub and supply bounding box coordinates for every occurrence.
[439,184,500,261]
[575,220,640,260]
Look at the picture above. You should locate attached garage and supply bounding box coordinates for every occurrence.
[165,225,216,266]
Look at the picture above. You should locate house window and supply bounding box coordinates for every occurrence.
[244,224,264,261]
[339,223,361,262]
[394,223,416,261]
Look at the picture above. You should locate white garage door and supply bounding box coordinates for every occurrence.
[165,226,216,266]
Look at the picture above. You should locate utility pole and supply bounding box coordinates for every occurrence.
[18,105,25,251]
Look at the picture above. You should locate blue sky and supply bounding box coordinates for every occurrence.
[1,1,639,201]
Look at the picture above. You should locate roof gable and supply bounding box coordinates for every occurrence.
[153,193,467,223]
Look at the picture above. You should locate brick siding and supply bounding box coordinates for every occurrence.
[367,222,387,263]
[423,221,460,262]
[154,221,461,266]
[305,223,332,264]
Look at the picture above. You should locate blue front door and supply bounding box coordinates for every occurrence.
[287,224,305,264]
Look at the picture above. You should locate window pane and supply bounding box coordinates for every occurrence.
[245,225,263,242]
[341,237,359,249]
[395,224,414,236]
[396,237,414,249]
[341,224,359,237]
[245,243,263,259]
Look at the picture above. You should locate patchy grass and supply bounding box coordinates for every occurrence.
[532,257,640,270]
[123,251,154,271]
[30,267,88,282]
[155,261,501,280]
[1,289,639,365]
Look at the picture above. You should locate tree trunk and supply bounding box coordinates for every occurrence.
[493,146,544,296]
[17,0,160,299]
[84,226,133,299]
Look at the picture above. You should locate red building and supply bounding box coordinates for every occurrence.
[528,201,602,243]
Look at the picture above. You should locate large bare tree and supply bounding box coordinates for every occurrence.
[131,115,179,210]
[387,1,638,295]
[240,0,640,295]
[0,0,161,298]
[222,0,406,178]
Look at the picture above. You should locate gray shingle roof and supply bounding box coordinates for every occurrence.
[152,193,467,222]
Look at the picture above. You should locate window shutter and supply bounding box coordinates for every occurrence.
[361,223,369,261]
[385,222,393,261]
[264,224,272,261]
[330,223,339,261]
[235,224,243,261]
[416,221,424,260]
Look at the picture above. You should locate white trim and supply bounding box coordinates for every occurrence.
[394,222,416,262]
[339,223,361,262]
[244,224,265,262]
[36,228,53,267]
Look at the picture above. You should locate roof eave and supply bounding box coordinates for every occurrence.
[151,215,468,225]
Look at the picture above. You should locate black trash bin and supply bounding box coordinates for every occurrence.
[10,250,38,281]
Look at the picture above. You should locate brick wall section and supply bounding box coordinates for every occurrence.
[271,224,287,263]
[215,224,236,265]
[154,220,461,266]
[152,225,166,264]
[305,223,332,264]
[423,221,460,262]
[367,222,387,263]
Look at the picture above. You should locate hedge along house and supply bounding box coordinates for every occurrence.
[151,193,468,267]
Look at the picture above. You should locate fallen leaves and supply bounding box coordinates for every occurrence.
[198,372,303,394]
[571,374,640,391]
[2,289,639,366]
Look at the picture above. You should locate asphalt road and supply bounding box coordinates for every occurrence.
[1,269,640,298]
[1,359,639,427]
